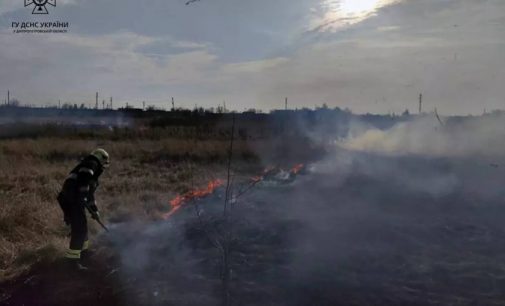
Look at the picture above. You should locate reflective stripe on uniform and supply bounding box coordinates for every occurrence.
[65,249,81,259]
[78,167,94,176]
[83,240,90,250]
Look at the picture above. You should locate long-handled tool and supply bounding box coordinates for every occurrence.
[84,202,109,232]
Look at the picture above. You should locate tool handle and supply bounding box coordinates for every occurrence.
[84,201,109,232]
[96,218,110,232]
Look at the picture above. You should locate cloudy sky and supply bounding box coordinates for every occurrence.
[0,0,504,114]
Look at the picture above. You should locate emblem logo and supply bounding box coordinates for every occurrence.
[24,0,56,14]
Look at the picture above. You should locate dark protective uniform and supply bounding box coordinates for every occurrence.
[57,155,103,259]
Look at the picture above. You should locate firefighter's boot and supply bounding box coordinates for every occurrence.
[65,258,89,271]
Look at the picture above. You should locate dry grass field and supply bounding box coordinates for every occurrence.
[0,123,323,281]
[2,113,505,306]
[0,136,243,280]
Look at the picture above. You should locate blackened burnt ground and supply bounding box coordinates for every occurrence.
[102,151,505,306]
[3,150,505,306]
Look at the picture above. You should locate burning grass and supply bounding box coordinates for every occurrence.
[163,179,224,219]
[0,132,321,281]
[2,114,505,305]
[162,163,307,222]
[79,153,505,306]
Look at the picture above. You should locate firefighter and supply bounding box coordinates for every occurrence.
[57,148,109,270]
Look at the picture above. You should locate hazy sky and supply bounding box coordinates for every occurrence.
[0,0,504,114]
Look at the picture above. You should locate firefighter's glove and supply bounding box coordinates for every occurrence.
[91,211,100,221]
[89,201,99,213]
[88,201,100,220]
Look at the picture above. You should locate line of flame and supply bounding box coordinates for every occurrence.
[164,163,305,219]
[163,179,223,219]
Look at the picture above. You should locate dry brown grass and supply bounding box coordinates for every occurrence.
[0,125,323,281]
[0,136,261,280]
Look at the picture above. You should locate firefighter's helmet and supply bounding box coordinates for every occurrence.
[91,148,110,168]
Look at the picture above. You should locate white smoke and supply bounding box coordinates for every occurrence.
[340,113,505,158]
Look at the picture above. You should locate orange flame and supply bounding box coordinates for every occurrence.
[290,164,304,174]
[163,179,223,219]
[164,163,305,219]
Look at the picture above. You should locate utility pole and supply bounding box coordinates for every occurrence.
[285,97,288,110]
[110,97,113,110]
[171,97,175,111]
[95,92,99,109]
[102,100,105,109]
[7,90,10,105]
[419,93,423,114]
